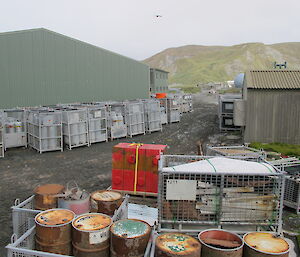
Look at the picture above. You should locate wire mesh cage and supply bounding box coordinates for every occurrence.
[167,99,180,123]
[141,99,162,133]
[125,101,146,137]
[7,196,129,257]
[107,103,128,140]
[60,108,90,149]
[27,110,63,153]
[11,194,129,239]
[157,155,285,234]
[206,145,266,161]
[3,109,27,150]
[0,110,4,157]
[158,99,168,125]
[87,106,108,144]
[270,158,300,214]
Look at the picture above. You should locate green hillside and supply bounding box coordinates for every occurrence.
[143,42,300,85]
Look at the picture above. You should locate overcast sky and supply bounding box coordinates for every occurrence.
[1,0,299,60]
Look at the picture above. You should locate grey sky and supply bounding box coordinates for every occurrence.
[1,0,299,60]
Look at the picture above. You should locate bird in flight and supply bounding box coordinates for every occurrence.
[155,15,162,18]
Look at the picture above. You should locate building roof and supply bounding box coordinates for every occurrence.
[150,68,169,73]
[245,70,300,89]
[0,28,149,68]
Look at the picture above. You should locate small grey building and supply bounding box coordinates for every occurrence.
[149,68,169,93]
[243,70,300,144]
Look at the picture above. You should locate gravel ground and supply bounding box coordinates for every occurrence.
[1,92,298,256]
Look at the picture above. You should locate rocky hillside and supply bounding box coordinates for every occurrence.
[143,42,300,85]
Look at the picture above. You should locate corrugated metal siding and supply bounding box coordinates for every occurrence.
[0,29,149,108]
[150,69,168,93]
[245,70,300,89]
[244,89,300,144]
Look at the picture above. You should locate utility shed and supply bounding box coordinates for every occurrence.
[150,68,169,93]
[243,70,300,144]
[0,28,150,108]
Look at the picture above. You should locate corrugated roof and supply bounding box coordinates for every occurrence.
[245,70,300,89]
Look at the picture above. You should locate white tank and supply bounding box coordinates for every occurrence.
[15,121,23,133]
[48,126,57,149]
[78,123,86,144]
[70,124,79,146]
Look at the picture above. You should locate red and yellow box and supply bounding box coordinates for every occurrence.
[112,143,167,195]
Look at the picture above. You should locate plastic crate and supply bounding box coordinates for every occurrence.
[157,155,285,234]
[284,176,300,214]
[12,195,129,239]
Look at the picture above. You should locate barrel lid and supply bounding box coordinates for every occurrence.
[72,213,112,231]
[91,190,122,202]
[35,209,74,226]
[156,233,200,254]
[244,232,289,254]
[111,219,150,238]
[34,184,65,195]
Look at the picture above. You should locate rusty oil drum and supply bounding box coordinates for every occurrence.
[243,232,290,257]
[155,233,201,257]
[34,184,65,210]
[110,219,151,257]
[198,229,243,257]
[72,213,112,257]
[35,208,75,255]
[91,190,122,216]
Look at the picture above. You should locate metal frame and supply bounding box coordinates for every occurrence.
[107,103,128,140]
[86,106,108,144]
[270,158,300,214]
[3,109,28,150]
[141,99,162,133]
[206,145,266,161]
[157,155,285,235]
[125,101,146,137]
[27,110,63,153]
[0,110,4,158]
[11,194,129,239]
[167,98,180,123]
[7,196,130,257]
[158,98,168,125]
[61,108,90,149]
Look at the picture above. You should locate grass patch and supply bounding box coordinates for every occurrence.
[249,142,300,157]
[181,86,201,94]
[218,88,242,94]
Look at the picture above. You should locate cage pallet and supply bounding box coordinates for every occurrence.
[11,194,129,239]
[206,145,265,161]
[6,201,152,257]
[157,155,285,235]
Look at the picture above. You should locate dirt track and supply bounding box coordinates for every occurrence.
[0,92,242,255]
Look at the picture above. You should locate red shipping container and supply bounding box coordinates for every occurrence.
[112,143,167,195]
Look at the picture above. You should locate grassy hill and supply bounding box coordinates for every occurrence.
[143,42,300,86]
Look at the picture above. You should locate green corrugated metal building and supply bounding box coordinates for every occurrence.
[0,28,150,108]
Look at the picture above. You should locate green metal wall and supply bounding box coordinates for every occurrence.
[0,29,150,108]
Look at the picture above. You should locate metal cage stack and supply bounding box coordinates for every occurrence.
[0,110,4,158]
[206,145,266,161]
[183,94,193,113]
[158,98,168,125]
[86,105,108,144]
[269,157,300,214]
[3,109,27,150]
[141,99,162,133]
[27,110,63,153]
[167,98,180,123]
[218,94,242,132]
[157,155,285,234]
[125,101,146,137]
[61,108,90,149]
[107,103,128,140]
